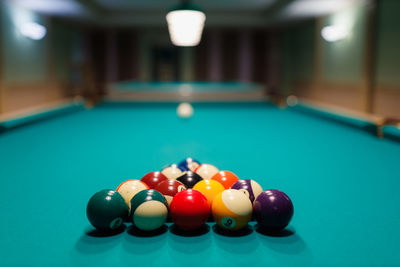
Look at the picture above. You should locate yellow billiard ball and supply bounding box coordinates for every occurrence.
[212,189,252,231]
[192,179,224,206]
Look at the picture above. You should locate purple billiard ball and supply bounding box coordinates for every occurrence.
[253,189,294,232]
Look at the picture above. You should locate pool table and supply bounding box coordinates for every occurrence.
[1,101,400,266]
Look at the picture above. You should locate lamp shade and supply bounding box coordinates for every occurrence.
[166,2,206,47]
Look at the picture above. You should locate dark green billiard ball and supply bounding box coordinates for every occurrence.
[86,189,129,231]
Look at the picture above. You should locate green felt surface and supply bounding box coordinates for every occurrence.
[1,102,400,266]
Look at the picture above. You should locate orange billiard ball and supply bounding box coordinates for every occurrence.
[211,171,239,189]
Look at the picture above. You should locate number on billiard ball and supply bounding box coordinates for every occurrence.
[212,189,252,231]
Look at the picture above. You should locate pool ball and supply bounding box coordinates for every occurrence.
[141,171,168,189]
[161,164,184,180]
[211,171,239,189]
[155,179,187,205]
[178,157,201,172]
[231,179,263,203]
[86,189,129,231]
[194,164,219,180]
[253,189,294,232]
[116,179,149,210]
[130,189,169,231]
[192,179,225,206]
[176,171,203,188]
[177,102,193,118]
[170,189,210,230]
[212,189,253,231]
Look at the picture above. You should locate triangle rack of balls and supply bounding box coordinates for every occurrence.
[86,158,294,234]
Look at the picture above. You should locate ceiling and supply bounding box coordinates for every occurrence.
[93,0,277,11]
[8,0,367,27]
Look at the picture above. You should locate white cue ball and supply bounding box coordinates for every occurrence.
[286,95,298,106]
[177,102,194,118]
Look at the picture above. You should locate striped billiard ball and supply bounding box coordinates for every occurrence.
[230,179,263,203]
[130,189,169,231]
[178,157,201,172]
[194,164,219,180]
[116,179,149,211]
[86,189,129,231]
[212,189,253,231]
[161,164,184,180]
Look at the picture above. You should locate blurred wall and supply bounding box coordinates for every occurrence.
[281,3,369,111]
[0,1,82,114]
[374,0,400,117]
[280,21,315,96]
[281,0,400,117]
[97,27,273,89]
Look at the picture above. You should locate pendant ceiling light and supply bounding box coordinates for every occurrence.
[166,1,206,47]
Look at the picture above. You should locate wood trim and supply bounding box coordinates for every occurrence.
[374,84,400,117]
[292,80,367,112]
[0,96,83,122]
[1,81,73,113]
[297,97,384,124]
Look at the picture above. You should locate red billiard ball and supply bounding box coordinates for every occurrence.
[141,171,168,189]
[170,189,210,231]
[155,179,187,206]
[253,189,294,232]
[211,170,239,189]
